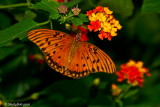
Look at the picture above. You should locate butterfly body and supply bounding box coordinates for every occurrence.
[27,29,116,78]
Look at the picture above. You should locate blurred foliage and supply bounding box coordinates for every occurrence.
[0,0,160,107]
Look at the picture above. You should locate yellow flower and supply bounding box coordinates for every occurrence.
[89,13,97,22]
[97,13,106,22]
[111,31,117,36]
[104,7,113,14]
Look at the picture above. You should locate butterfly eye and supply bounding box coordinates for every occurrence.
[60,36,62,39]
[88,45,90,48]
[89,48,92,51]
[63,34,66,37]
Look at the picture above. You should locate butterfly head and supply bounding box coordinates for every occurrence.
[75,33,82,41]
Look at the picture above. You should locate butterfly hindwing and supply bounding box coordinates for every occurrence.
[65,42,116,78]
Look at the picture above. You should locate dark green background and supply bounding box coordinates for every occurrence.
[0,0,160,107]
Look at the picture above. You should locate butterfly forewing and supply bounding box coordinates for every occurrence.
[27,29,73,74]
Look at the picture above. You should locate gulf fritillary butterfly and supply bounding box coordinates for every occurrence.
[27,29,116,78]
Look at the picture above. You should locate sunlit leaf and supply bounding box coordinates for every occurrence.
[0,19,38,47]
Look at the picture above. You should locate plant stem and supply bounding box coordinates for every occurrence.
[49,18,53,30]
[0,3,28,9]
[37,19,50,26]
[118,84,132,100]
[26,0,33,8]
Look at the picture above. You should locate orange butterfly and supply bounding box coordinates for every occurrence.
[27,29,116,78]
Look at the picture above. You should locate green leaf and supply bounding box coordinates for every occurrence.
[50,13,61,19]
[41,79,90,98]
[78,13,89,22]
[32,93,64,107]
[66,97,87,107]
[115,99,123,107]
[64,0,81,8]
[98,0,134,18]
[0,19,38,47]
[33,0,60,14]
[89,95,115,107]
[124,89,139,99]
[0,12,11,30]
[0,45,24,60]
[152,55,160,68]
[141,0,160,13]
[24,10,37,19]
[135,13,160,45]
[71,17,83,26]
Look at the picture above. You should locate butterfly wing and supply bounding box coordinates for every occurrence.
[64,42,116,78]
[27,29,73,74]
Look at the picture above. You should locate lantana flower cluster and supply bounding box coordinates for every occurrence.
[116,60,151,87]
[58,5,81,15]
[86,6,122,40]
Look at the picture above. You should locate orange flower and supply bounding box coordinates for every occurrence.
[86,10,93,16]
[111,84,121,96]
[86,6,122,40]
[88,20,101,32]
[116,60,151,87]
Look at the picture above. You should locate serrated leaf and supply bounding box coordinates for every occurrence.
[79,13,89,22]
[33,0,60,14]
[141,0,160,13]
[124,89,139,99]
[64,0,81,8]
[71,18,83,26]
[98,0,134,18]
[0,19,38,47]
